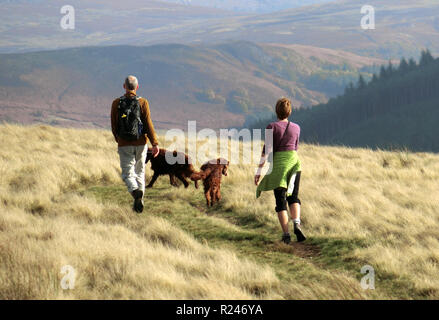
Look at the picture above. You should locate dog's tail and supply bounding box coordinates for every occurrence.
[190,171,205,182]
[189,171,205,190]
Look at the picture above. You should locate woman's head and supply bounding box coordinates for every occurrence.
[275,98,292,120]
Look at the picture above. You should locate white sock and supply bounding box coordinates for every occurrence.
[293,219,300,225]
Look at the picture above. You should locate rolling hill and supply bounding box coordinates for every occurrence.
[194,0,439,59]
[251,50,439,153]
[1,124,438,299]
[0,0,236,53]
[0,41,384,130]
[161,0,335,13]
[1,0,439,59]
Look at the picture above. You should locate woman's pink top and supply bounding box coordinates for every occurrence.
[263,121,300,154]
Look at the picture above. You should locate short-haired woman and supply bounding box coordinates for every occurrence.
[255,98,306,244]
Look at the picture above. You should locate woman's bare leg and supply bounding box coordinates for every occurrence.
[289,203,301,223]
[277,210,289,234]
[289,203,306,242]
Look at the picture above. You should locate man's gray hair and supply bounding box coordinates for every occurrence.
[124,75,138,91]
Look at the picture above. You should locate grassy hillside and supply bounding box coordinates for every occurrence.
[1,124,439,299]
[0,42,382,130]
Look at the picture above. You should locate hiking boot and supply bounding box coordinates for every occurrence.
[294,223,306,242]
[281,233,291,244]
[131,189,144,213]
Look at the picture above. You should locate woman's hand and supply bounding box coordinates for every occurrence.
[254,174,261,186]
[255,153,266,186]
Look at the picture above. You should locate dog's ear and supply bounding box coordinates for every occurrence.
[222,165,228,176]
[217,158,228,165]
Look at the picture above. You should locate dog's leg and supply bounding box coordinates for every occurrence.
[177,173,189,188]
[146,172,159,188]
[210,189,216,207]
[205,189,211,207]
[169,174,178,187]
[214,187,220,205]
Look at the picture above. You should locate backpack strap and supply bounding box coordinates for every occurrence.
[118,96,126,110]
[279,121,290,147]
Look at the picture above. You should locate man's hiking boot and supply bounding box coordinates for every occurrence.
[132,189,144,214]
[281,233,291,244]
[294,223,306,242]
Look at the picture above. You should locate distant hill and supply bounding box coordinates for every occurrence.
[197,0,439,59]
[0,0,235,53]
[250,50,439,152]
[0,42,383,130]
[161,0,335,13]
[2,0,439,59]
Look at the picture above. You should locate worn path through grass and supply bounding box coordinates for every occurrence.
[82,178,419,300]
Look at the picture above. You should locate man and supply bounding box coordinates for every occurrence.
[111,75,159,213]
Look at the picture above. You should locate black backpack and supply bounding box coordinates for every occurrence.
[117,96,144,141]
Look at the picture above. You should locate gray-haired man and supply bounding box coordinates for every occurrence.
[111,76,159,213]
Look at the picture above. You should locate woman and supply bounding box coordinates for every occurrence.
[255,98,306,244]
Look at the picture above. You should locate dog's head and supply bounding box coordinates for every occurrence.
[217,158,229,176]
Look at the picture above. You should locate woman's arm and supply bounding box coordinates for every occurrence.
[254,149,267,186]
[255,123,273,185]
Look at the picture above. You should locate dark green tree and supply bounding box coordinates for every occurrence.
[357,75,367,89]
[420,49,434,66]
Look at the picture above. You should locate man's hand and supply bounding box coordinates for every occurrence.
[151,145,159,158]
[254,174,261,186]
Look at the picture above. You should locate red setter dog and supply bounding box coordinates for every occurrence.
[192,158,229,207]
[145,148,200,189]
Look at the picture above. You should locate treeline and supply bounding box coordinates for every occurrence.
[249,50,439,152]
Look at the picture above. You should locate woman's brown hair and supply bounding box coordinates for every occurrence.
[275,98,292,120]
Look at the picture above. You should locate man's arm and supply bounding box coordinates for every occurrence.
[110,99,119,142]
[141,99,159,146]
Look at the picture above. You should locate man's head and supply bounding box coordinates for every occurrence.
[123,75,139,92]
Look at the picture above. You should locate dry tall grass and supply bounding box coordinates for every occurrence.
[1,124,438,299]
[0,124,280,299]
[222,144,439,298]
